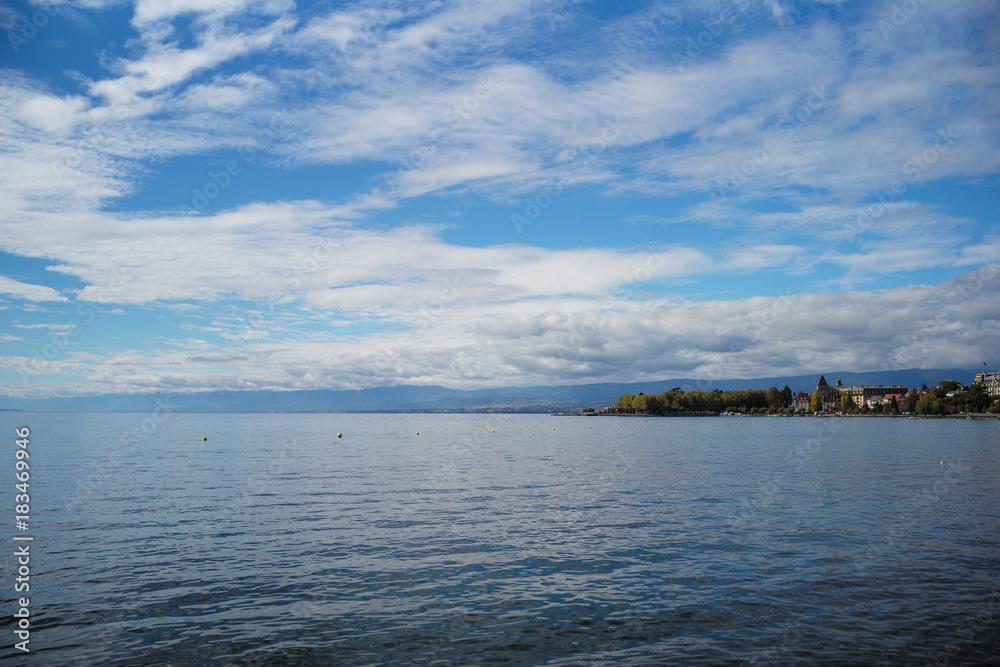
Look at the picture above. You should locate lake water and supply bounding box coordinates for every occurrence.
[1,412,998,665]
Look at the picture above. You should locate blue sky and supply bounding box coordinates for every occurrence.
[1,0,998,398]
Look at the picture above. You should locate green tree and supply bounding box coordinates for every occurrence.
[915,394,942,415]
[766,387,782,410]
[780,385,793,407]
[889,396,900,414]
[937,380,961,394]
[841,393,856,413]
[966,383,991,413]
[903,391,919,414]
[634,393,665,414]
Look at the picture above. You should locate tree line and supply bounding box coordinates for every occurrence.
[611,380,999,416]
[612,386,794,415]
[834,381,997,415]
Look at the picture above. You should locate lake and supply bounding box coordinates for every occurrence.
[1,412,998,665]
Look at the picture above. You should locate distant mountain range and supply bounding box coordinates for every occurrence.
[1,368,980,413]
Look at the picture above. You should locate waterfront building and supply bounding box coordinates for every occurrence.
[974,371,1000,398]
[838,381,908,407]
[814,375,842,411]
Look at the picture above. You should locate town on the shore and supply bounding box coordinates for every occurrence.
[606,371,1000,417]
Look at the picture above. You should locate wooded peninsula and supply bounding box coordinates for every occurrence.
[608,379,999,416]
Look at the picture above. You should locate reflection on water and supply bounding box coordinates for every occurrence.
[1,413,998,665]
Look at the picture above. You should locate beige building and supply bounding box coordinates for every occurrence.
[974,371,1000,398]
[837,377,908,408]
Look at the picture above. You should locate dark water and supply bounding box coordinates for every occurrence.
[1,412,998,665]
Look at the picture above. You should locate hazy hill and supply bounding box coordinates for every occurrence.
[1,368,979,412]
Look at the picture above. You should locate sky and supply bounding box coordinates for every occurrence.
[0,0,998,399]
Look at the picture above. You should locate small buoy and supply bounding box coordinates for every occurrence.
[337,433,342,438]
[416,432,419,435]
[491,429,494,432]
[552,427,556,430]
[201,437,207,441]
[618,425,621,428]
[589,426,592,429]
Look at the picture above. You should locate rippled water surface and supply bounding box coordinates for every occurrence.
[1,412,998,665]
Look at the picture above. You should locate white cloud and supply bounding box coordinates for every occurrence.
[88,17,295,106]
[4,266,997,396]
[727,245,802,272]
[18,94,89,134]
[130,0,294,26]
[1,0,998,398]
[0,200,716,308]
[0,276,67,302]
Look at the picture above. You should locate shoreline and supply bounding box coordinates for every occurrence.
[556,412,1000,419]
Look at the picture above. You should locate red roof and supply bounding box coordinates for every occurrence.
[817,375,829,387]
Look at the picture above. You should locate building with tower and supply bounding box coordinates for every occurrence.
[974,371,1000,398]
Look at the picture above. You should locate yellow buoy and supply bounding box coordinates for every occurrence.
[589,426,592,429]
[416,432,419,435]
[201,437,207,441]
[491,429,494,432]
[337,433,342,438]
